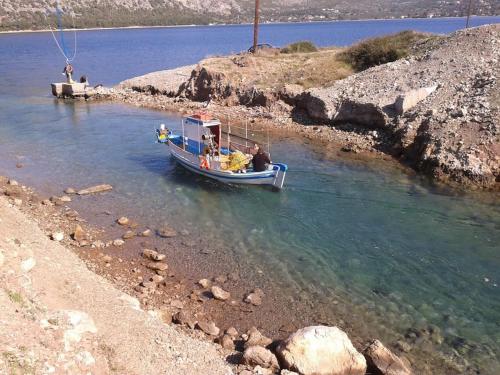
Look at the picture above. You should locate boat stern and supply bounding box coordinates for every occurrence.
[272,163,288,190]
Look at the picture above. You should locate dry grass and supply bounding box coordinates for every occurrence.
[201,48,353,90]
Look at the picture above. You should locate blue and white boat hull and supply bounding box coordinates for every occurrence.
[168,141,287,189]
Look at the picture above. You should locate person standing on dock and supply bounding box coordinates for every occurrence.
[62,62,74,83]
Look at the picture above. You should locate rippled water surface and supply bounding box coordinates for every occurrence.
[1,17,499,373]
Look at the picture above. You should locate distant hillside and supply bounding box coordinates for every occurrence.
[0,0,498,31]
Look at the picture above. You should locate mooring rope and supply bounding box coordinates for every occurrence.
[49,0,77,63]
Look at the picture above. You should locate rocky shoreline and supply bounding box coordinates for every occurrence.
[3,174,496,374]
[0,175,405,375]
[93,24,499,191]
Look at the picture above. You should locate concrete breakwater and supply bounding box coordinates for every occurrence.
[96,24,499,190]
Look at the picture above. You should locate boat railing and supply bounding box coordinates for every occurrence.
[220,123,271,156]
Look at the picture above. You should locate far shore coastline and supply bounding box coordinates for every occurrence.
[0,15,497,35]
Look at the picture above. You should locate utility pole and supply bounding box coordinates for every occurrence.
[253,0,260,53]
[465,0,473,28]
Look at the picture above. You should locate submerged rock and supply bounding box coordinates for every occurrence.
[142,249,166,261]
[77,184,113,195]
[64,187,76,194]
[276,325,366,375]
[140,229,152,237]
[122,230,136,240]
[157,225,177,238]
[117,216,129,226]
[364,339,412,375]
[244,288,264,306]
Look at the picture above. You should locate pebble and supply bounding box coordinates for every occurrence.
[211,285,231,301]
[21,257,36,272]
[72,225,87,242]
[64,187,76,194]
[173,310,197,329]
[152,274,164,283]
[226,326,238,337]
[8,179,18,186]
[142,249,166,261]
[112,239,125,247]
[51,232,64,242]
[170,299,184,309]
[157,225,177,238]
[122,230,136,240]
[60,195,72,202]
[146,261,168,272]
[140,229,152,237]
[244,289,264,306]
[196,320,220,336]
[117,216,129,226]
[198,278,211,288]
[218,334,235,350]
[214,275,227,284]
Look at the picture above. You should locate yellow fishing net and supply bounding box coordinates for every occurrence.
[220,151,249,171]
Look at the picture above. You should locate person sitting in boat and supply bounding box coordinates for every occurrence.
[252,144,271,172]
[62,63,74,83]
[156,124,169,143]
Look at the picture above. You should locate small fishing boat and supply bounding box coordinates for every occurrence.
[156,113,287,190]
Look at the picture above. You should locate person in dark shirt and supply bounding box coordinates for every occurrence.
[252,144,271,172]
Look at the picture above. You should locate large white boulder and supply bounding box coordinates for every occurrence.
[276,326,366,375]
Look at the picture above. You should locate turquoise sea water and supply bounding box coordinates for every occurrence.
[1,17,499,373]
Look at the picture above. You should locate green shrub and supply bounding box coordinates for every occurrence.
[340,31,429,71]
[281,41,318,54]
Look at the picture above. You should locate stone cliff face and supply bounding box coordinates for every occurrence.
[297,25,499,188]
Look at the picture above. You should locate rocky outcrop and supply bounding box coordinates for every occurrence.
[276,326,367,375]
[299,25,499,188]
[119,65,196,96]
[364,340,412,375]
[113,24,499,189]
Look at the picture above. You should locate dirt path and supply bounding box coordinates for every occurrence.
[0,195,232,375]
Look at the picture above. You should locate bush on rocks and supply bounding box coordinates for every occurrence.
[281,41,318,54]
[340,31,429,71]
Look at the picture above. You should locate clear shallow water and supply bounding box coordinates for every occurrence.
[1,17,499,372]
